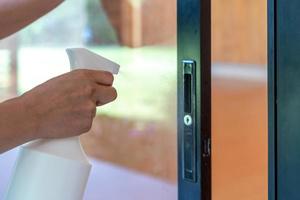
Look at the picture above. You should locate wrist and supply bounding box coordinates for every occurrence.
[0,95,39,151]
[13,95,39,141]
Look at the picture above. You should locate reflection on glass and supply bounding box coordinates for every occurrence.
[0,0,177,199]
[212,0,267,200]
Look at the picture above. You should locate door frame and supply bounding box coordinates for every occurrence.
[268,0,276,198]
[177,0,211,199]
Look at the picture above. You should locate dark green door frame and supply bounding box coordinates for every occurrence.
[177,0,211,199]
[268,0,276,199]
[269,0,300,199]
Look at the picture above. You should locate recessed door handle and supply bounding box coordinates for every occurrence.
[182,60,196,182]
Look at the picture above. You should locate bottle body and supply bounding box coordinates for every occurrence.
[5,138,91,200]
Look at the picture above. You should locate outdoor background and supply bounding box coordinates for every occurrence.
[0,0,267,199]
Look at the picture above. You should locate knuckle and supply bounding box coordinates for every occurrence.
[83,84,94,96]
[74,69,89,78]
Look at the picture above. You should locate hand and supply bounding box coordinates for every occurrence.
[20,69,117,139]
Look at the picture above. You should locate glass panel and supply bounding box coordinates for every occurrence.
[0,0,177,199]
[0,36,18,100]
[212,0,267,199]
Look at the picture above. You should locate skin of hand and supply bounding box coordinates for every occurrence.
[0,0,64,39]
[0,69,117,152]
[22,69,117,138]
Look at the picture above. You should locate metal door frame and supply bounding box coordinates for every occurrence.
[177,0,211,199]
[268,0,276,199]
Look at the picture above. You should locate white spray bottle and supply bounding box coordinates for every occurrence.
[5,48,120,200]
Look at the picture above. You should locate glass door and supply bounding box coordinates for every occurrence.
[212,0,268,200]
[269,0,300,199]
[0,0,178,199]
[0,0,211,200]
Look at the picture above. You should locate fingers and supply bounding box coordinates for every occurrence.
[92,84,118,106]
[85,69,114,86]
[72,69,117,106]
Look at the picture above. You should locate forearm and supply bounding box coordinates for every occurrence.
[0,97,37,153]
[0,0,64,39]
